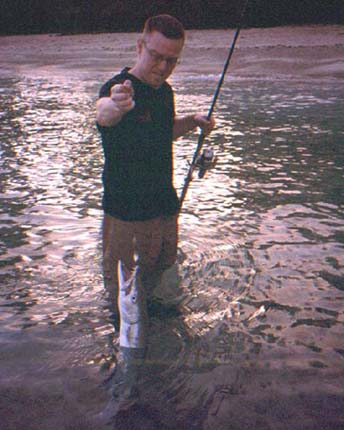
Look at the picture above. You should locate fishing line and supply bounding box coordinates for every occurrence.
[179,0,250,208]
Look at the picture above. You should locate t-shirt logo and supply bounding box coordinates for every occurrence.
[137,109,152,122]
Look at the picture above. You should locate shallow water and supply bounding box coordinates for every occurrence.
[1,64,343,429]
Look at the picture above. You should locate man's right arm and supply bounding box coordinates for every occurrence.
[96,80,135,127]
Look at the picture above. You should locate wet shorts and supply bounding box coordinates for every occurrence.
[102,212,178,284]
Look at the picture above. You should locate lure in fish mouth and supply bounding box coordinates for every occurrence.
[117,260,148,349]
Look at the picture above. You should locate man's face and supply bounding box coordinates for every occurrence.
[135,31,184,88]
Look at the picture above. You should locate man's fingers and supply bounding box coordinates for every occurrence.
[118,98,135,110]
[113,92,132,101]
[123,79,133,93]
[111,80,133,94]
[111,80,134,96]
[201,117,215,127]
[110,80,135,113]
[112,85,129,95]
[196,115,215,128]
[194,114,215,136]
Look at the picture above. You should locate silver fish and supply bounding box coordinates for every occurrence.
[115,260,148,402]
[117,259,148,349]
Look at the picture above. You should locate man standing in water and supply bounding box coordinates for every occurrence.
[96,15,215,314]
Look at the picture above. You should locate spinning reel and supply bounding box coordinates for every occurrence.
[195,147,218,178]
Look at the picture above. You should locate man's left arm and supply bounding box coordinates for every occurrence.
[173,114,215,140]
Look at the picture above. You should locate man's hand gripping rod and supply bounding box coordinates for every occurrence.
[179,0,249,209]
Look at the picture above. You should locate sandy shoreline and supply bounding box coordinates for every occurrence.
[0,24,344,80]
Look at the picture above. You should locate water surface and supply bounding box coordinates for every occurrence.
[0,55,343,429]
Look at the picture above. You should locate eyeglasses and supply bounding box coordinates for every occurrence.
[142,40,180,67]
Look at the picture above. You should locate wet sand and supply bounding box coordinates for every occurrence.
[1,25,344,79]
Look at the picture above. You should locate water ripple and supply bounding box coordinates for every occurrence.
[0,72,343,429]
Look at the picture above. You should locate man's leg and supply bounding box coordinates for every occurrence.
[159,214,178,271]
[102,213,136,302]
[103,213,179,313]
[132,217,163,297]
[133,215,179,304]
[153,215,182,305]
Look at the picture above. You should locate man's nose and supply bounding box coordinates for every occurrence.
[157,59,169,72]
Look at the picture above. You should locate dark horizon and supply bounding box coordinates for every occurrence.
[1,0,343,36]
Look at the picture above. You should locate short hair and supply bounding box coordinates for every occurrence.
[143,14,185,40]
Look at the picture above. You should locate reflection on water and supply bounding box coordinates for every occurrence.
[1,71,343,429]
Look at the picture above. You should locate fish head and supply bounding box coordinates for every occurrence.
[118,260,147,325]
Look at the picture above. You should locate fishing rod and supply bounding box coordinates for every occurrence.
[179,0,250,209]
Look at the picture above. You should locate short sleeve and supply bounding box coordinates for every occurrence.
[99,77,119,98]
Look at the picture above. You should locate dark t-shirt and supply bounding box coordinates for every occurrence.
[97,68,180,221]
